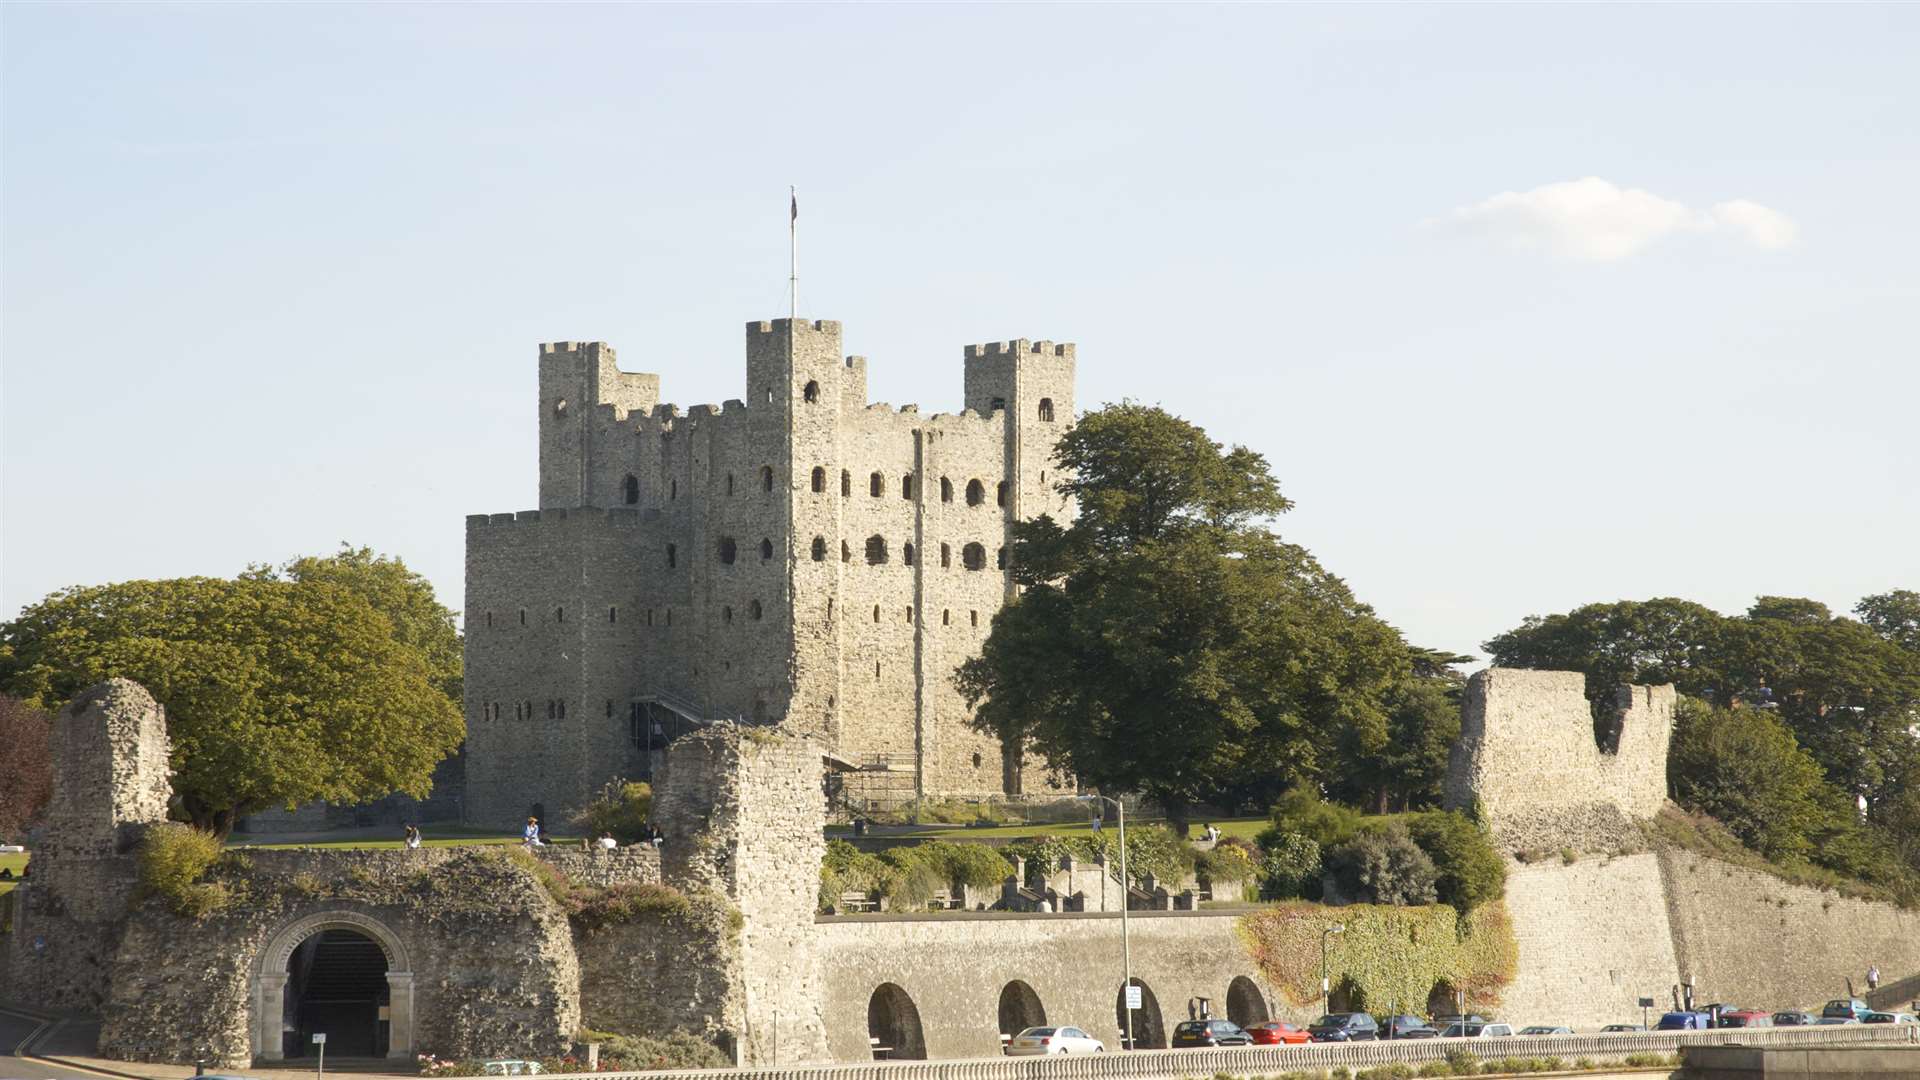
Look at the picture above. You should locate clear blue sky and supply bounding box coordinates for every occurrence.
[4,3,1916,659]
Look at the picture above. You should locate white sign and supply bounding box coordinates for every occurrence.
[1125,986,1142,1010]
[312,1034,327,1045]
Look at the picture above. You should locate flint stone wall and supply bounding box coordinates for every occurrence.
[1445,669,1672,854]
[1498,853,1680,1029]
[96,847,580,1068]
[536,846,662,888]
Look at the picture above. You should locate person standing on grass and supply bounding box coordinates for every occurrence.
[1868,964,1880,991]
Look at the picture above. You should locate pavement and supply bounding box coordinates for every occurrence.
[0,1007,410,1080]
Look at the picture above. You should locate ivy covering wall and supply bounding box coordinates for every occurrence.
[1237,898,1517,1015]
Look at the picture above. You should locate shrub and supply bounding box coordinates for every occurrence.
[1257,831,1323,899]
[1404,811,1505,913]
[1262,786,1366,850]
[1197,836,1261,885]
[1574,1058,1595,1071]
[1327,822,1437,905]
[575,1029,728,1071]
[137,823,233,917]
[1443,1047,1477,1074]
[568,781,652,844]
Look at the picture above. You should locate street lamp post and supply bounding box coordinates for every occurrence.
[1081,794,1132,1049]
[1320,924,1346,1016]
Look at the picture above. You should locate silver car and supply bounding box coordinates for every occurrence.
[1005,1026,1105,1055]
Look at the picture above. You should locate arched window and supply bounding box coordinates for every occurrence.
[970,609,979,627]
[827,598,834,620]
[841,540,851,563]
[750,599,763,621]
[963,542,986,571]
[486,612,493,628]
[942,610,950,626]
[723,605,733,624]
[622,474,639,505]
[869,471,884,497]
[762,465,774,491]
[865,535,888,565]
[803,380,820,403]
[608,606,617,623]
[1038,398,1055,422]
[997,481,1009,507]
[903,542,915,566]
[840,469,851,497]
[905,606,913,622]
[811,536,827,562]
[811,466,826,493]
[966,479,985,506]
[726,473,735,496]
[941,543,952,568]
[996,546,1007,569]
[760,538,774,561]
[666,544,677,568]
[556,607,565,622]
[872,605,881,623]
[940,477,953,503]
[901,474,913,499]
[670,478,677,500]
[519,609,526,625]
[718,537,737,565]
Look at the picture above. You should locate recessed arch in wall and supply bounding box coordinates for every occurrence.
[1114,977,1166,1049]
[867,983,927,1060]
[622,474,639,505]
[1226,976,1270,1028]
[966,479,985,506]
[997,979,1046,1039]
[252,910,413,1062]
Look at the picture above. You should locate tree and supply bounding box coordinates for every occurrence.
[0,572,464,836]
[0,695,52,839]
[1856,590,1920,655]
[1328,673,1462,814]
[1668,697,1850,864]
[956,404,1410,835]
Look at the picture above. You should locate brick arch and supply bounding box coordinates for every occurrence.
[253,909,415,1061]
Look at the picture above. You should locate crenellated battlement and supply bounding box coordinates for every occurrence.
[746,318,842,336]
[466,507,646,530]
[964,339,1075,360]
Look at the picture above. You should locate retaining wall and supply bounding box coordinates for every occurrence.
[1499,853,1679,1029]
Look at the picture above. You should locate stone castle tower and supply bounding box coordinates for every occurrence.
[463,318,1075,827]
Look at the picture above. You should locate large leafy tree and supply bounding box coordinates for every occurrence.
[1856,590,1920,655]
[954,403,1410,833]
[1668,697,1850,863]
[0,566,464,836]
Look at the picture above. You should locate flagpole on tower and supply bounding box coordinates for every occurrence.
[789,187,798,320]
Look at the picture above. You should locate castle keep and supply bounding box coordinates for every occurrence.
[463,318,1076,827]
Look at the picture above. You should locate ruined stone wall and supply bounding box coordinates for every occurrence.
[96,847,579,1068]
[465,319,1079,822]
[1444,669,1672,853]
[574,900,739,1047]
[1658,851,1920,1013]
[1498,853,1681,1029]
[8,680,172,1010]
[656,727,827,1065]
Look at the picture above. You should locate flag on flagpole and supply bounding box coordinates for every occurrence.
[791,191,798,222]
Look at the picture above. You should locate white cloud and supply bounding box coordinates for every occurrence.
[1436,177,1798,262]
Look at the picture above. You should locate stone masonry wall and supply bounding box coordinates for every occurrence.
[464,319,1077,827]
[1498,853,1681,1030]
[1658,850,1920,1013]
[1445,669,1672,853]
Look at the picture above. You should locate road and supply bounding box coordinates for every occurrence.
[0,1010,115,1080]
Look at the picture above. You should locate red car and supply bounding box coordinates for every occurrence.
[1248,1021,1312,1045]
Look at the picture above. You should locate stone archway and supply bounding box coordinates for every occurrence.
[254,911,414,1062]
[1114,978,1166,1049]
[866,983,926,1060]
[1226,976,1270,1028]
[997,980,1047,1040]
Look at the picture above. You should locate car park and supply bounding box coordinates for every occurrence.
[1433,1014,1487,1028]
[1381,1015,1439,1039]
[1815,1017,1859,1025]
[1863,1012,1920,1026]
[1440,1022,1515,1038]
[1004,1027,1105,1055]
[1717,1010,1773,1029]
[1520,1025,1571,1035]
[1822,998,1872,1021]
[1247,1021,1312,1045]
[1308,1013,1381,1042]
[1772,1011,1816,1026]
[1655,1012,1712,1031]
[1599,1024,1645,1033]
[1171,1020,1252,1048]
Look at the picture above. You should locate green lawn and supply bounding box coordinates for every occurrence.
[846,816,1268,841]
[229,830,570,852]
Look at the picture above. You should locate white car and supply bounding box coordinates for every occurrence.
[1440,1022,1515,1038]
[480,1061,543,1076]
[1004,1026,1105,1055]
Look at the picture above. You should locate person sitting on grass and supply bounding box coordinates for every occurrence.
[523,816,546,847]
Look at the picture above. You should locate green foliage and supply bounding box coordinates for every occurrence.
[955,403,1413,831]
[1670,697,1848,863]
[1256,830,1323,900]
[1262,786,1367,850]
[1003,823,1194,889]
[503,848,694,932]
[568,781,653,844]
[1326,821,1437,905]
[0,565,464,835]
[137,823,234,917]
[1196,836,1260,884]
[1329,672,1465,814]
[1403,811,1506,913]
[1237,898,1517,1014]
[1643,805,1916,907]
[573,1030,728,1072]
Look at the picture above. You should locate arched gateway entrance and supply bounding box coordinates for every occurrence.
[254,911,414,1061]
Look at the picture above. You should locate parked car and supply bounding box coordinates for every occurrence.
[1599,1024,1645,1033]
[1380,1015,1439,1039]
[1004,1027,1105,1055]
[1863,1012,1920,1026]
[1171,1020,1252,1048]
[1772,1011,1817,1026]
[1519,1025,1572,1035]
[1308,1013,1381,1042]
[1439,1022,1515,1038]
[1815,1017,1860,1025]
[1822,998,1872,1021]
[1655,1012,1713,1031]
[1717,1010,1774,1029]
[1433,1014,1488,1027]
[480,1063,543,1077]
[1247,1021,1312,1046]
